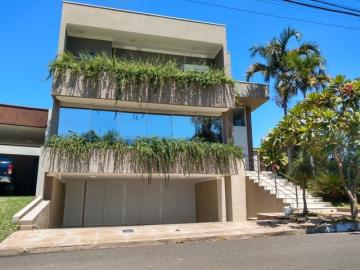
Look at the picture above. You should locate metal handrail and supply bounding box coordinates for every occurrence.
[243,152,299,208]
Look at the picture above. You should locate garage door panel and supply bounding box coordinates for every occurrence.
[104,182,123,225]
[124,182,142,225]
[64,179,196,227]
[161,184,178,224]
[162,182,195,224]
[63,181,84,227]
[142,183,161,225]
[85,182,105,226]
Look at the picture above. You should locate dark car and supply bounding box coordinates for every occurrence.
[0,156,15,195]
[0,156,14,183]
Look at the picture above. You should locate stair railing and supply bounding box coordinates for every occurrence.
[243,152,299,208]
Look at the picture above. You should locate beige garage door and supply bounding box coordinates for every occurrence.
[63,180,195,227]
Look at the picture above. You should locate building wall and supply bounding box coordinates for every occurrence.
[246,177,288,219]
[195,180,218,222]
[48,177,66,228]
[59,2,227,54]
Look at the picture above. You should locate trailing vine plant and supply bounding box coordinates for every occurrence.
[49,52,234,100]
[45,131,243,182]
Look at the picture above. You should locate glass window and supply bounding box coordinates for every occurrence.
[233,108,246,127]
[58,108,222,142]
[183,64,210,72]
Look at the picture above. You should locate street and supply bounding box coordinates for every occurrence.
[1,233,360,269]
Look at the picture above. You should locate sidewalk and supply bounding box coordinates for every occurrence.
[0,221,305,256]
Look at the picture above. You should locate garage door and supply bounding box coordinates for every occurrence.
[63,180,195,227]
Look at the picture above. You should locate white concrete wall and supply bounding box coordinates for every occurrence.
[0,145,40,156]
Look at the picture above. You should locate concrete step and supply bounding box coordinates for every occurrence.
[246,170,330,211]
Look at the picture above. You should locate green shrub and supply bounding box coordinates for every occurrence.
[310,173,347,202]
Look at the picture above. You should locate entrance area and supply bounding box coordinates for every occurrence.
[59,174,222,228]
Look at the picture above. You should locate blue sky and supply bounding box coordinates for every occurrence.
[0,0,359,146]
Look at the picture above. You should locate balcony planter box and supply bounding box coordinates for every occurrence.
[52,71,235,109]
[42,148,242,176]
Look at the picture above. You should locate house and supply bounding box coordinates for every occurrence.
[0,104,48,196]
[15,1,286,230]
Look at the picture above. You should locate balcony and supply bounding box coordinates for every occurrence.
[234,81,269,111]
[51,53,235,116]
[42,136,243,176]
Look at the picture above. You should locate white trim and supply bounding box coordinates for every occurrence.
[0,145,41,156]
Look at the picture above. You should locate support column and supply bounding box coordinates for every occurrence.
[225,170,247,221]
[245,106,254,170]
[217,177,226,222]
[46,99,60,138]
[36,99,60,196]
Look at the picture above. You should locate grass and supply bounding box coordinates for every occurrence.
[0,196,34,242]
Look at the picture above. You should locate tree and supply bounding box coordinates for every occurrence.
[261,77,360,219]
[289,150,314,215]
[284,51,328,98]
[247,27,325,169]
[246,27,321,116]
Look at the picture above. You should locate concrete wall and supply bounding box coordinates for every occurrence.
[246,177,288,219]
[52,71,234,110]
[45,176,66,228]
[41,149,242,175]
[195,180,218,222]
[18,200,50,230]
[58,2,227,54]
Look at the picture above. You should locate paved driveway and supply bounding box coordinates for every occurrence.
[1,233,360,270]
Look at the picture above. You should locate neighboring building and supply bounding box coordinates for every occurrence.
[0,104,48,196]
[15,1,278,229]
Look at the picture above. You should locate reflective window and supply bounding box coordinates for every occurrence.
[233,108,246,127]
[58,108,223,142]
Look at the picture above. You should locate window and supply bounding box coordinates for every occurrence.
[58,108,222,142]
[183,64,210,72]
[233,108,246,127]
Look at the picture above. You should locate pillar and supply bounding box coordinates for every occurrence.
[217,177,226,222]
[245,106,254,170]
[225,171,247,221]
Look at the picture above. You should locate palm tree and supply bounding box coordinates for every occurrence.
[247,27,324,168]
[246,27,321,115]
[289,150,315,215]
[284,51,328,98]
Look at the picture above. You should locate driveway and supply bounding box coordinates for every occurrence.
[1,233,360,270]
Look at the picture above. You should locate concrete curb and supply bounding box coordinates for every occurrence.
[0,229,304,257]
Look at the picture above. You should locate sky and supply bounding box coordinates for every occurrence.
[0,0,359,146]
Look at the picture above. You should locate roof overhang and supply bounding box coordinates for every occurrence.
[59,2,227,58]
[0,104,48,147]
[234,81,269,111]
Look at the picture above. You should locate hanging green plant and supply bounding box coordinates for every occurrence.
[45,131,243,180]
[49,52,234,100]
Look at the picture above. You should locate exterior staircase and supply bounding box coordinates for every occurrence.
[246,171,337,214]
